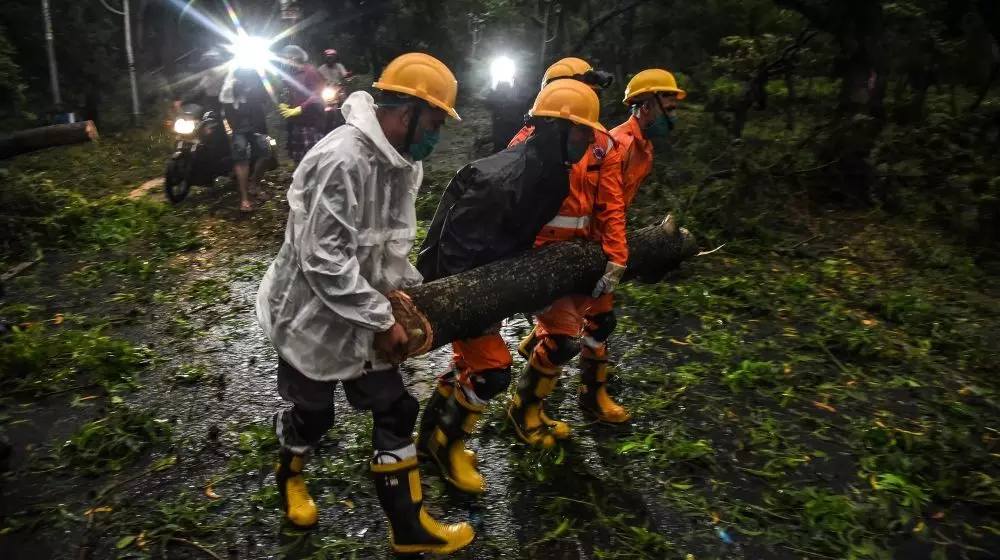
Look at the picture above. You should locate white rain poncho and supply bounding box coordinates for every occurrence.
[256,91,423,381]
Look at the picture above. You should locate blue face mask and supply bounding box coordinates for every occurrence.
[408,129,440,161]
[566,140,588,164]
[643,114,677,139]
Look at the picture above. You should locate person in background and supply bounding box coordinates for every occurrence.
[575,68,685,400]
[219,67,272,213]
[175,48,228,115]
[278,45,325,164]
[481,57,534,153]
[414,79,608,494]
[256,53,474,554]
[317,48,349,85]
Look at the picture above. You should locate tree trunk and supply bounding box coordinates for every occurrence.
[619,6,637,79]
[0,121,99,159]
[969,61,1000,112]
[391,217,700,356]
[784,72,797,130]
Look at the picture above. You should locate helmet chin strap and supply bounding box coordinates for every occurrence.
[402,103,424,154]
[559,120,572,168]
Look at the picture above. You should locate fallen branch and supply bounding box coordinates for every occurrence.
[392,215,699,355]
[570,0,657,54]
[0,121,99,159]
[1,259,41,282]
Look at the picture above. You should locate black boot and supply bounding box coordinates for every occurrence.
[416,381,453,458]
[371,458,475,554]
[427,390,485,493]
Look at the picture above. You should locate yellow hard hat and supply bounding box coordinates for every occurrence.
[529,79,608,134]
[542,57,593,86]
[623,69,687,103]
[373,52,461,120]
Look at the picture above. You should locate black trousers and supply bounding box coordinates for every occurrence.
[274,358,419,455]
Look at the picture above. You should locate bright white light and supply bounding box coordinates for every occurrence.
[173,118,197,135]
[228,34,272,70]
[490,56,516,89]
[322,86,338,102]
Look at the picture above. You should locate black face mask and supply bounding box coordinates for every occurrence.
[324,57,336,67]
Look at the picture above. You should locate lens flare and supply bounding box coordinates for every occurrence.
[490,56,516,89]
[228,33,272,70]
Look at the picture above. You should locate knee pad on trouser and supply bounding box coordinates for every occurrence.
[583,310,617,350]
[465,367,512,403]
[372,391,419,453]
[533,334,582,369]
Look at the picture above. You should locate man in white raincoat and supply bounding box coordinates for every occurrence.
[256,53,473,555]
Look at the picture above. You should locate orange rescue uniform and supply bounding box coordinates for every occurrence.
[586,115,654,318]
[509,125,627,343]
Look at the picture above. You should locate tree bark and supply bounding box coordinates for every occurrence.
[0,121,99,159]
[391,216,700,356]
[784,72,797,130]
[968,61,999,112]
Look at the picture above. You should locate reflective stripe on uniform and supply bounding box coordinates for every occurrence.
[545,215,591,229]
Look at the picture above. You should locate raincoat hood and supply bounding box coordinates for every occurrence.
[342,91,416,170]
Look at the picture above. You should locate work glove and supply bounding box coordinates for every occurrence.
[592,261,627,298]
[279,104,303,119]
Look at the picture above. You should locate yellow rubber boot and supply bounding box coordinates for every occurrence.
[517,327,539,359]
[428,390,486,494]
[276,451,318,528]
[579,351,631,423]
[539,409,571,440]
[507,357,561,449]
[372,457,476,554]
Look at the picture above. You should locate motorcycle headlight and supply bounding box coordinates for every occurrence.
[322,87,338,102]
[490,56,516,89]
[268,137,277,146]
[173,118,197,135]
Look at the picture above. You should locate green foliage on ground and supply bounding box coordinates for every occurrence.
[37,406,172,477]
[611,213,1000,558]
[0,320,153,396]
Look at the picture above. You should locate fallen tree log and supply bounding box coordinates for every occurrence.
[0,121,99,159]
[391,215,699,357]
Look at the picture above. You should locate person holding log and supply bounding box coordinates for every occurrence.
[505,57,631,447]
[575,68,688,390]
[255,53,475,555]
[414,79,609,493]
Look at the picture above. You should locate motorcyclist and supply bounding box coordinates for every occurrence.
[414,79,608,494]
[482,58,534,153]
[317,48,349,85]
[219,67,271,213]
[175,48,227,115]
[277,45,325,164]
[256,53,473,554]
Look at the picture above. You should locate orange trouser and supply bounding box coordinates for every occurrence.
[535,295,592,340]
[449,330,513,388]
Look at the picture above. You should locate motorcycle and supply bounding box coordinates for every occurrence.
[321,73,354,133]
[163,104,277,204]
